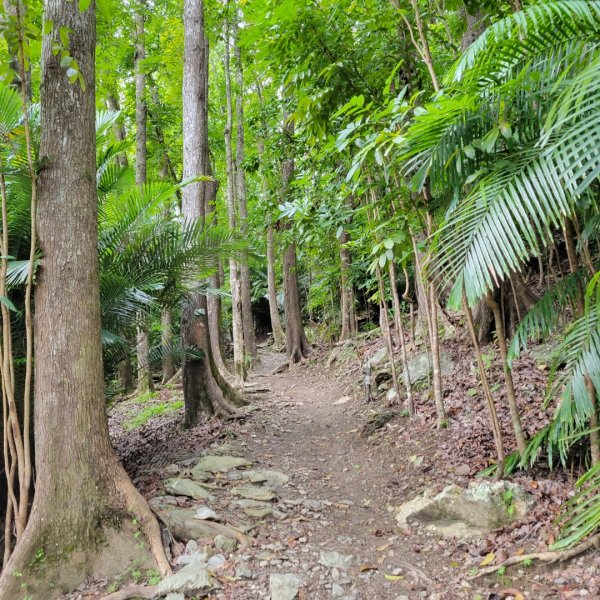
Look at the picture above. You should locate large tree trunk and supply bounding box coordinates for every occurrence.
[233,16,257,364]
[0,3,169,596]
[223,15,246,382]
[181,0,239,426]
[283,242,311,363]
[266,226,286,348]
[280,114,310,363]
[134,2,153,395]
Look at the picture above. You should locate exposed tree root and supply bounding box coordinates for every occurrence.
[271,362,289,375]
[469,533,600,579]
[115,469,172,577]
[101,584,158,600]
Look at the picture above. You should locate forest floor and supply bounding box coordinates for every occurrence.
[72,336,599,600]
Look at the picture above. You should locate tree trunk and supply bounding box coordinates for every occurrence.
[280,113,310,363]
[266,226,286,349]
[223,15,246,381]
[233,15,257,364]
[486,292,527,457]
[283,242,311,363]
[181,0,239,425]
[0,3,169,596]
[134,3,153,395]
[339,230,357,341]
[463,293,505,478]
[389,261,414,415]
[161,309,176,384]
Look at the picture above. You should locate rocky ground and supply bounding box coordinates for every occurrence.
[68,337,599,600]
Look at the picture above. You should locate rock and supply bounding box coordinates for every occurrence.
[332,583,345,597]
[319,551,353,569]
[386,388,398,403]
[232,485,276,501]
[270,573,302,600]
[454,464,470,476]
[302,499,326,512]
[157,562,214,596]
[195,506,220,521]
[165,594,185,600]
[402,351,455,385]
[361,411,398,437]
[176,551,208,566]
[368,346,388,367]
[245,469,289,488]
[214,534,238,553]
[164,478,215,501]
[207,442,245,457]
[327,341,357,367]
[192,455,252,475]
[164,464,180,475]
[235,564,253,579]
[395,481,534,539]
[207,553,227,571]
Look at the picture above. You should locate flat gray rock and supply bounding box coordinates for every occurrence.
[232,485,276,501]
[157,562,214,595]
[246,469,289,488]
[395,481,534,539]
[319,551,353,569]
[164,478,214,501]
[270,573,302,600]
[192,455,252,474]
[194,506,220,521]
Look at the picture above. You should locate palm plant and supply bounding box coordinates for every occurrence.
[388,0,600,549]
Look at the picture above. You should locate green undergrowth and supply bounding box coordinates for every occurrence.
[125,398,183,429]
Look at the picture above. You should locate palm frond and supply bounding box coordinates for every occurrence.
[508,271,586,366]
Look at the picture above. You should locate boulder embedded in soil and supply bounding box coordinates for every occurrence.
[319,550,353,569]
[191,454,252,474]
[270,573,302,600]
[395,481,534,539]
[245,469,289,488]
[232,485,276,501]
[157,561,214,596]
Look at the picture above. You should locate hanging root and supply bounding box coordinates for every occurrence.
[115,471,172,577]
[469,533,600,579]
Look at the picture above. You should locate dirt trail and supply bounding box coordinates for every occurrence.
[214,350,459,599]
[103,347,597,599]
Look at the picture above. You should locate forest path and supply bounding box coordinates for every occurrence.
[216,349,449,600]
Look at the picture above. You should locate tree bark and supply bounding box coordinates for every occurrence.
[280,114,310,363]
[181,0,239,425]
[283,242,311,362]
[233,15,257,364]
[134,2,153,395]
[223,14,246,381]
[266,226,286,348]
[389,261,414,415]
[160,309,176,384]
[0,3,170,596]
[486,292,527,457]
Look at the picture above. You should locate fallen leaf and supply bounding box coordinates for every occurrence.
[376,543,391,552]
[479,552,496,566]
[384,574,404,581]
[360,564,379,572]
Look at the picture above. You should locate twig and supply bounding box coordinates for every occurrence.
[469,533,600,579]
